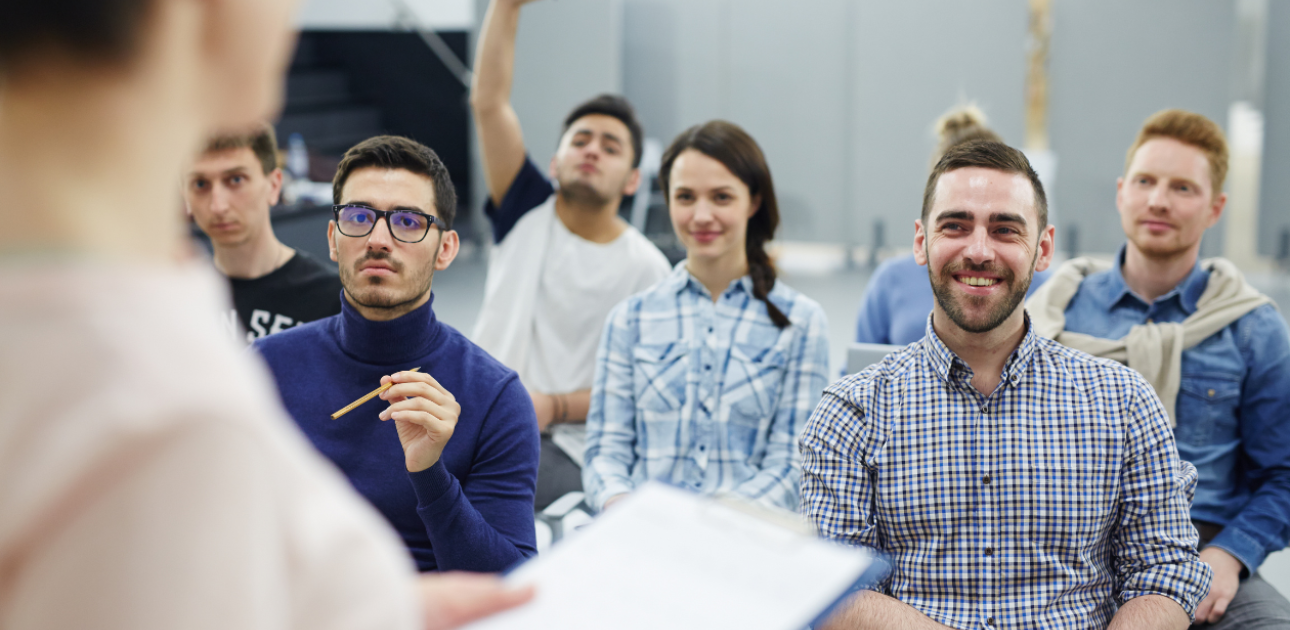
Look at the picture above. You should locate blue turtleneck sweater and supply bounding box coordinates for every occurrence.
[254,293,539,572]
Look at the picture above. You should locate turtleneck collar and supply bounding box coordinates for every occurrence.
[335,291,441,365]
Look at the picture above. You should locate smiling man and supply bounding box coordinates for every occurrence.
[801,140,1212,630]
[470,0,671,510]
[185,124,342,343]
[1028,110,1290,629]
[253,135,540,573]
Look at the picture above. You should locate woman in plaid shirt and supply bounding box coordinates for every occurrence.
[583,120,831,513]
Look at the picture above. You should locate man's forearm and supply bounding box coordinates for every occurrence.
[1107,594,1190,630]
[470,0,522,114]
[552,389,590,425]
[819,591,954,630]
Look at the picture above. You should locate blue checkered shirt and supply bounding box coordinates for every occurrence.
[584,264,830,512]
[801,316,1212,629]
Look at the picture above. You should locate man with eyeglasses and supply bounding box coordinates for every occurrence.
[185,124,343,343]
[254,135,540,574]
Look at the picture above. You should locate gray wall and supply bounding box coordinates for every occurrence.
[473,0,1289,257]
[1048,0,1235,256]
[1260,1,1290,258]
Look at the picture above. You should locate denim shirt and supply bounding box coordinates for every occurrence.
[1063,248,1290,572]
[583,264,830,513]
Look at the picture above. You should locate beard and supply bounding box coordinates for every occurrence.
[929,254,1034,334]
[339,249,435,312]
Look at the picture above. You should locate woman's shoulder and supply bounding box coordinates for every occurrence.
[767,279,826,324]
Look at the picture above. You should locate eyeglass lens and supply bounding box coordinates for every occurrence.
[337,206,431,242]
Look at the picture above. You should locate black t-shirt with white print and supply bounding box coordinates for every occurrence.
[224,249,343,344]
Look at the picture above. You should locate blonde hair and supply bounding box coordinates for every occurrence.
[1125,109,1228,195]
[931,104,1003,168]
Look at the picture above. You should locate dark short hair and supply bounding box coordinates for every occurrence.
[922,140,1048,231]
[1,0,154,68]
[333,135,457,229]
[563,94,644,168]
[203,123,279,175]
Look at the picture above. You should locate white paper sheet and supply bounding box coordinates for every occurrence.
[462,483,879,630]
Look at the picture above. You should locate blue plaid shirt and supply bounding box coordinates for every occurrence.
[801,316,1212,629]
[583,264,830,512]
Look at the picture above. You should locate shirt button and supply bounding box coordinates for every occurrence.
[705,364,712,371]
[987,617,995,626]
[982,475,992,485]
[698,444,706,451]
[1208,389,1216,397]
[708,327,714,333]
[984,547,994,556]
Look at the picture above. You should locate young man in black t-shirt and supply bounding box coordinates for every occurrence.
[185,124,342,343]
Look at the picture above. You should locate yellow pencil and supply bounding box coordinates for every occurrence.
[331,367,422,420]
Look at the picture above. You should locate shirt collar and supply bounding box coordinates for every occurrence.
[336,290,441,364]
[666,260,754,300]
[1107,244,1208,314]
[921,312,1040,388]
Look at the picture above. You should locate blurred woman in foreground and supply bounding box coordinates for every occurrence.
[0,1,526,628]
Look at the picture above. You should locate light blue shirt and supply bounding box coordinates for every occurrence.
[1063,247,1290,573]
[855,254,1052,346]
[583,263,830,512]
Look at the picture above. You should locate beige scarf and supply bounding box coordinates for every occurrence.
[1026,256,1271,426]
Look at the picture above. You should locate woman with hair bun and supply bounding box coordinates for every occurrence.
[583,120,830,512]
[853,104,1052,347]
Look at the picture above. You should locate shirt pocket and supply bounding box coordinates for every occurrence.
[632,342,689,417]
[1176,374,1241,445]
[725,342,789,424]
[1023,464,1114,563]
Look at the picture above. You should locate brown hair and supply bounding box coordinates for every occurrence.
[203,123,280,175]
[0,0,154,69]
[333,135,457,229]
[922,141,1048,230]
[931,104,1003,167]
[659,120,790,328]
[1125,109,1228,195]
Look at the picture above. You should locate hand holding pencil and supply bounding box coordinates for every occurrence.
[376,370,461,473]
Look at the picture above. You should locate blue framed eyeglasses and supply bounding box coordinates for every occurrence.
[332,204,447,244]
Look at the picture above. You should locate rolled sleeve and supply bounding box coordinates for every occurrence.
[583,300,641,511]
[1112,382,1213,618]
[800,386,881,551]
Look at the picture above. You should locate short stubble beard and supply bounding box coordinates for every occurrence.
[929,248,1036,334]
[339,246,436,313]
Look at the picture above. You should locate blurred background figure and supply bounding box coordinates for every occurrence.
[0,0,527,628]
[185,123,343,344]
[583,121,830,513]
[853,105,1052,347]
[469,0,671,513]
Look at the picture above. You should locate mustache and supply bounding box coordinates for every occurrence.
[354,251,403,273]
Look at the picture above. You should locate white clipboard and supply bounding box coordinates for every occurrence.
[463,483,888,630]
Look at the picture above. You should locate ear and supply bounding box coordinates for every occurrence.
[434,230,461,271]
[622,168,643,196]
[549,155,559,181]
[266,168,284,206]
[748,194,762,220]
[1208,191,1227,228]
[327,221,338,263]
[1034,224,1056,272]
[913,220,929,266]
[1114,176,1126,217]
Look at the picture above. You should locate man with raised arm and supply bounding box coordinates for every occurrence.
[802,141,1211,629]
[254,136,540,574]
[1028,110,1290,629]
[185,123,342,343]
[471,0,671,509]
